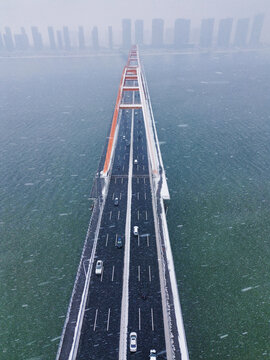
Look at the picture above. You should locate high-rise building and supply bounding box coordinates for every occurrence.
[48,27,56,49]
[63,26,71,50]
[152,18,164,47]
[92,26,99,50]
[249,13,264,46]
[108,26,113,50]
[217,18,233,47]
[56,30,63,49]
[0,33,4,50]
[21,27,29,49]
[200,18,214,47]
[234,18,250,47]
[3,27,14,51]
[14,28,29,50]
[31,26,43,50]
[78,26,85,49]
[174,18,190,47]
[135,20,144,45]
[122,19,131,49]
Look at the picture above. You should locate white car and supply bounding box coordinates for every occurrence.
[95,260,103,275]
[129,332,137,352]
[133,226,139,236]
[134,159,138,165]
[149,349,157,359]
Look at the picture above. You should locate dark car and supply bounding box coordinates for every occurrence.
[114,197,119,206]
[116,236,123,248]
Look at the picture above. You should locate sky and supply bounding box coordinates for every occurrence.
[1,0,270,42]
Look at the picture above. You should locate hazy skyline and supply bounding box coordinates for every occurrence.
[1,0,269,42]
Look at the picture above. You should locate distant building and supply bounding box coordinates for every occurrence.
[31,26,43,50]
[56,30,63,49]
[174,18,190,47]
[234,18,250,47]
[14,28,29,50]
[108,26,113,50]
[78,26,85,49]
[135,20,144,45]
[122,18,131,49]
[3,27,14,51]
[217,18,233,47]
[200,18,214,47]
[48,27,56,50]
[0,33,4,50]
[249,14,264,46]
[152,18,164,47]
[92,26,99,50]
[63,26,71,50]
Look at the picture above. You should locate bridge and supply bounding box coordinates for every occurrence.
[56,46,189,360]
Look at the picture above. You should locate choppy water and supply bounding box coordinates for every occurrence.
[1,51,270,359]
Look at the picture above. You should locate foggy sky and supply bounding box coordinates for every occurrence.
[1,0,270,40]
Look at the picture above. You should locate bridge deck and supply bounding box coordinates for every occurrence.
[56,46,188,360]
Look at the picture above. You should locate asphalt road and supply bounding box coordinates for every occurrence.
[76,91,166,359]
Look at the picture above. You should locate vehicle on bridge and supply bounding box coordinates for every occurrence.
[129,332,137,352]
[116,236,123,248]
[95,260,103,275]
[150,349,157,359]
[133,226,139,236]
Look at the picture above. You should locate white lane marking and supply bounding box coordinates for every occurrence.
[118,155,120,160]
[149,265,152,282]
[137,210,140,220]
[147,235,149,247]
[112,192,115,200]
[106,233,109,247]
[119,108,134,360]
[122,164,125,171]
[115,177,117,184]
[115,233,118,246]
[121,177,124,184]
[120,192,122,200]
[137,177,139,184]
[151,308,154,331]
[118,210,121,220]
[145,210,148,220]
[100,269,104,282]
[142,155,144,160]
[107,308,111,331]
[144,178,146,184]
[109,211,112,220]
[138,265,140,281]
[138,235,140,247]
[137,192,140,200]
[137,145,138,150]
[111,266,115,281]
[93,309,98,331]
[144,192,147,200]
[138,308,141,331]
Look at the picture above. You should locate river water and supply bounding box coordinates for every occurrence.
[1,50,270,359]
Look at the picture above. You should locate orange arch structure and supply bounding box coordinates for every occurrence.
[102,46,138,175]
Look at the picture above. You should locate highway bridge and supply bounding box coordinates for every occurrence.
[56,46,189,360]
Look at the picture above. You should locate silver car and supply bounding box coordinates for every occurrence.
[129,332,137,352]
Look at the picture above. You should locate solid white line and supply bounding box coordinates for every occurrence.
[151,308,154,331]
[119,108,134,360]
[107,308,111,331]
[111,266,115,281]
[93,309,98,331]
